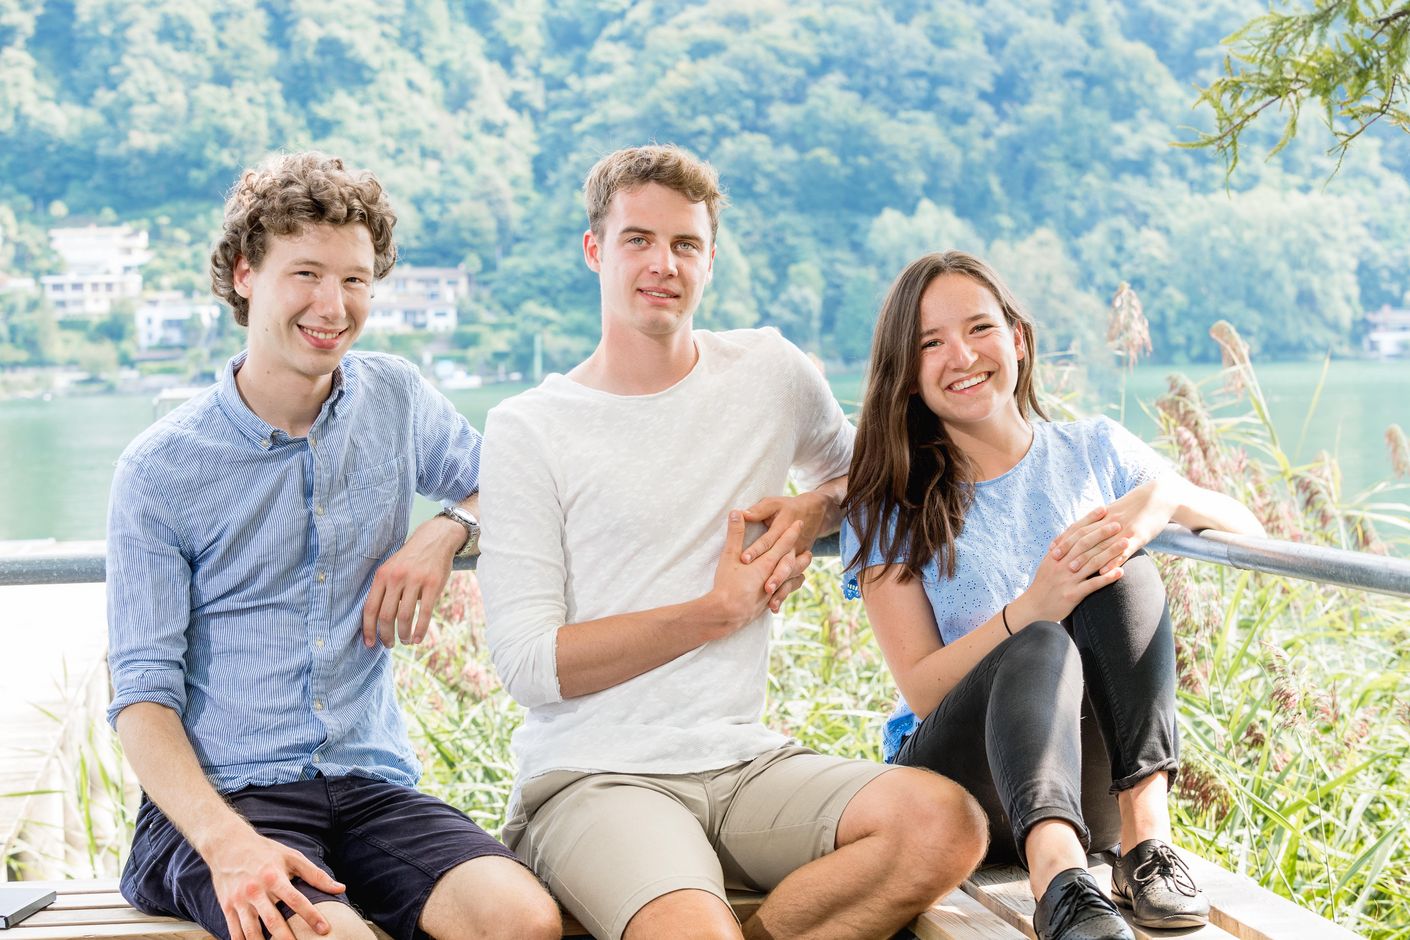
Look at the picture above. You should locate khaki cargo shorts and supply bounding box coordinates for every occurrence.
[503,745,892,940]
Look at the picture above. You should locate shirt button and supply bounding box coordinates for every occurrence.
[260,438,271,449]
[314,503,324,516]
[315,637,325,648]
[313,699,324,711]
[312,754,321,763]
[309,434,316,447]
[316,570,327,582]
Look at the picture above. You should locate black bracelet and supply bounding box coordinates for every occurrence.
[1001,604,1013,636]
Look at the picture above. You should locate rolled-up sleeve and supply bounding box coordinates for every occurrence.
[411,371,483,502]
[105,458,192,726]
[478,405,567,708]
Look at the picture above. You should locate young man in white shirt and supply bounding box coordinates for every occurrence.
[477,144,986,940]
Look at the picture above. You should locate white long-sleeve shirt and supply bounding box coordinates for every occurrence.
[478,328,854,793]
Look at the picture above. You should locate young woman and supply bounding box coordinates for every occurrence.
[842,251,1265,940]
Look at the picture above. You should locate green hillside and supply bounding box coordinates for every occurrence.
[2,0,1408,374]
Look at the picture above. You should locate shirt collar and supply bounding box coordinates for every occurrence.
[325,357,350,418]
[215,351,352,450]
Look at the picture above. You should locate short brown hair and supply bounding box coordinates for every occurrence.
[583,144,728,241]
[210,152,398,326]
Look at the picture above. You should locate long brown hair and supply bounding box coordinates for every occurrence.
[843,251,1045,584]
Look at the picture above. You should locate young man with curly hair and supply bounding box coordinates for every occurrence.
[477,144,987,940]
[106,152,559,940]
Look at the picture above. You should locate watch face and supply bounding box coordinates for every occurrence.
[442,507,479,556]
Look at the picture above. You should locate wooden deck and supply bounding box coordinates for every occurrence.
[3,856,1367,940]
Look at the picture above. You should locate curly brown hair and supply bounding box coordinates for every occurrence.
[584,144,728,242]
[210,152,398,326]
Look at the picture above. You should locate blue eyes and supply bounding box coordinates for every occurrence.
[625,237,699,252]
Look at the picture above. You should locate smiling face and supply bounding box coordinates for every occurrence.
[583,182,715,338]
[233,223,374,387]
[914,272,1028,435]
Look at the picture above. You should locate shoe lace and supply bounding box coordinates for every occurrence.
[1048,876,1119,937]
[1132,843,1199,898]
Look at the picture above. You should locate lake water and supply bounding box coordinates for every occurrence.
[1,360,1406,542]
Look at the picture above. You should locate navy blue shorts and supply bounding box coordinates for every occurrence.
[120,775,523,940]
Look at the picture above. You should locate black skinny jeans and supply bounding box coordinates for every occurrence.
[894,551,1178,867]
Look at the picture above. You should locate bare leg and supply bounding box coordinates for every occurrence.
[288,902,374,940]
[624,889,741,940]
[741,768,986,940]
[1117,772,1173,853]
[1024,819,1090,898]
[419,856,561,940]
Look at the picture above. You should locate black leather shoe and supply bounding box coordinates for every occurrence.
[1111,839,1211,928]
[1034,868,1135,940]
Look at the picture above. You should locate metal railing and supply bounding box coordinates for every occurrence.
[3,527,1409,597]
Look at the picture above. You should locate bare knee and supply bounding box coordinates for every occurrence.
[483,886,561,940]
[421,856,561,940]
[844,768,987,904]
[290,902,375,940]
[624,888,740,940]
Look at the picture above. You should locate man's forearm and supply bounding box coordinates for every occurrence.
[554,592,738,699]
[115,702,251,856]
[418,490,481,559]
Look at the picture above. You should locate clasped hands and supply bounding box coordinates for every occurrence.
[1016,481,1173,625]
[708,492,829,630]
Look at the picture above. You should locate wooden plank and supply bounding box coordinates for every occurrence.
[1173,849,1366,940]
[913,888,1027,939]
[0,919,204,940]
[21,879,131,895]
[963,861,1242,940]
[45,892,132,911]
[25,907,192,928]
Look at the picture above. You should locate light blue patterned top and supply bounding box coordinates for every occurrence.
[105,351,482,793]
[842,417,1171,760]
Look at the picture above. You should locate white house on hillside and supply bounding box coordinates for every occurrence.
[367,265,469,333]
[40,225,150,318]
[136,292,220,350]
[1365,305,1410,358]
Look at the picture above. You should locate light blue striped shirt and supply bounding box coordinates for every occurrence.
[105,351,482,793]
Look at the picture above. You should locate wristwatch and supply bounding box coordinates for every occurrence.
[438,505,480,557]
